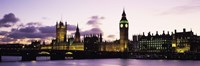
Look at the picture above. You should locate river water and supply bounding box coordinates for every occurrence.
[1,56,200,66]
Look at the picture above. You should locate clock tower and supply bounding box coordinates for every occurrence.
[119,9,129,52]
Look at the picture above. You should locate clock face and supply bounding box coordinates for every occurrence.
[120,24,123,28]
[125,24,128,28]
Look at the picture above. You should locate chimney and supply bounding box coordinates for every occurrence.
[143,32,145,36]
[167,31,169,35]
[156,31,158,35]
[163,30,165,35]
[148,32,151,36]
[183,28,186,32]
[175,29,177,34]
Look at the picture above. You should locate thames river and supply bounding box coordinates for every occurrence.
[1,56,200,66]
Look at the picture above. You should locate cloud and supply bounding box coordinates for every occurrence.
[87,16,104,27]
[0,31,8,35]
[0,37,16,42]
[160,0,200,15]
[6,22,77,39]
[8,30,55,39]
[0,15,105,43]
[67,24,76,31]
[76,16,105,36]
[107,35,115,39]
[8,32,45,39]
[160,5,200,15]
[81,28,102,35]
[39,26,55,33]
[0,13,19,27]
[19,26,37,33]
[7,22,56,39]
[26,22,42,27]
[41,17,48,20]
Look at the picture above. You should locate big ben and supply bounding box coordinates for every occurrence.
[119,9,129,52]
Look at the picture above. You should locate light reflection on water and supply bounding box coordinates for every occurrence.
[1,56,200,66]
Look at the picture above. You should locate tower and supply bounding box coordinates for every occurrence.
[119,9,129,52]
[56,21,67,43]
[74,24,81,43]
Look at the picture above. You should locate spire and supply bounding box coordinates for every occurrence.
[122,8,126,17]
[76,23,79,32]
[120,8,128,22]
[75,23,80,43]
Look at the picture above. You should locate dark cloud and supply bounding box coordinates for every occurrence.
[8,31,55,39]
[7,23,56,39]
[26,22,41,27]
[19,26,37,33]
[8,32,41,39]
[6,22,76,39]
[0,13,19,27]
[87,16,104,27]
[67,24,76,31]
[39,26,56,33]
[81,28,102,35]
[0,37,16,42]
[0,31,9,35]
[79,16,104,36]
[107,35,115,39]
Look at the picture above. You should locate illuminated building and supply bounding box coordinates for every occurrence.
[119,9,129,52]
[56,21,67,43]
[136,31,172,52]
[131,28,200,53]
[52,21,68,50]
[172,29,200,53]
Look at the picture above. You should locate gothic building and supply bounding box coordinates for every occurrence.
[74,24,81,43]
[119,9,129,52]
[56,21,67,43]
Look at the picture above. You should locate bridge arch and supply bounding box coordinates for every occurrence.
[38,51,50,55]
[65,52,73,55]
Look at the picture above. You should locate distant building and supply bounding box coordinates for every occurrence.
[131,28,200,53]
[84,34,102,51]
[137,31,172,52]
[172,29,200,53]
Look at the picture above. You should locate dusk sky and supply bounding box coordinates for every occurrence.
[1,0,200,44]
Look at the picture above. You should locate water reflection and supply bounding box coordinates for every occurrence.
[1,57,200,66]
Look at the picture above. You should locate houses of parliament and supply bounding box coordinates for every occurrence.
[48,9,200,53]
[50,9,129,52]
